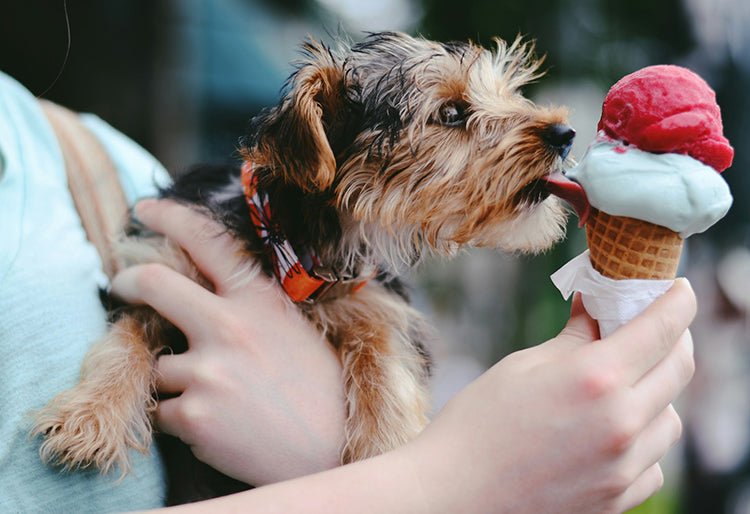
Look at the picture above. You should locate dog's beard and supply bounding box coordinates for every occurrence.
[468,196,568,253]
[334,194,567,280]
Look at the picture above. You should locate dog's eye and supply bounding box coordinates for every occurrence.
[437,101,467,127]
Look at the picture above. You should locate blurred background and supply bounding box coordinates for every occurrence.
[2,0,748,512]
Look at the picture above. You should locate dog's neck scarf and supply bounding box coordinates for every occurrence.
[241,161,367,303]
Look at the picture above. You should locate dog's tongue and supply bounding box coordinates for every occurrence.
[544,171,591,226]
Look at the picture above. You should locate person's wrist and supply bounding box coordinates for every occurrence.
[373,443,435,514]
[403,389,517,514]
[392,427,483,514]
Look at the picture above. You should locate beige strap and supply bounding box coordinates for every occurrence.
[40,100,127,279]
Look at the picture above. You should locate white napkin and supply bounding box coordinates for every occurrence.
[551,251,674,337]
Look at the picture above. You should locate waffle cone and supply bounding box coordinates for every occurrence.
[585,208,683,280]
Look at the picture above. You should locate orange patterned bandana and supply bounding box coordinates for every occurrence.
[241,161,368,303]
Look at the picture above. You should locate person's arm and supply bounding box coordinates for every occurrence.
[117,199,695,513]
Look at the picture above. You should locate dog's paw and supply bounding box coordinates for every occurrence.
[341,356,430,463]
[30,385,155,476]
[342,404,428,464]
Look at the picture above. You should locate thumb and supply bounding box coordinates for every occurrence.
[559,293,600,342]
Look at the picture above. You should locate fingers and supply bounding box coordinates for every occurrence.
[615,463,665,513]
[111,263,224,342]
[154,397,189,442]
[156,354,194,395]
[632,331,694,422]
[135,199,246,290]
[612,406,682,511]
[620,405,681,485]
[156,394,211,449]
[596,278,696,384]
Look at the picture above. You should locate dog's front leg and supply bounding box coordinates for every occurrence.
[31,308,165,475]
[321,287,432,463]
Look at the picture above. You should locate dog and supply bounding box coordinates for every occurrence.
[31,31,574,483]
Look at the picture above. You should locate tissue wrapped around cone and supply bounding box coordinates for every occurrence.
[585,208,683,280]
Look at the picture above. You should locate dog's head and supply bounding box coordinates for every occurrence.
[243,32,573,269]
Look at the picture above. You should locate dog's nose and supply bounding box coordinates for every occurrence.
[543,123,576,159]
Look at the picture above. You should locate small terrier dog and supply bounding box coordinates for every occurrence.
[32,31,574,478]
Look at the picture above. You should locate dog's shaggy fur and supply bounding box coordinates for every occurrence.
[32,31,573,482]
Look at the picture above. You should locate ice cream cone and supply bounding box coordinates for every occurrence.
[585,208,683,280]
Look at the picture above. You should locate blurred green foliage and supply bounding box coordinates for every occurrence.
[628,489,678,514]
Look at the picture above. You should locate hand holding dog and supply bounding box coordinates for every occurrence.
[121,199,694,513]
[113,199,346,486]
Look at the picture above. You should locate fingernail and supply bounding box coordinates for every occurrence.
[683,329,694,356]
[684,278,694,293]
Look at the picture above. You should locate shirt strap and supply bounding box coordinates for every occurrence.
[40,100,127,279]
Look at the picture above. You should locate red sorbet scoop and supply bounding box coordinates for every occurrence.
[598,64,734,172]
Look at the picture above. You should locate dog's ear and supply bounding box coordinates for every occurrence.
[245,41,345,192]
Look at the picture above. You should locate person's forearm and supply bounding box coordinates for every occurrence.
[135,448,432,514]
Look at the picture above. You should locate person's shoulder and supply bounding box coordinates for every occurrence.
[0,71,59,146]
[0,70,34,97]
[79,114,172,203]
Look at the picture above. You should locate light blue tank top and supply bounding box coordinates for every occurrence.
[0,71,169,512]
